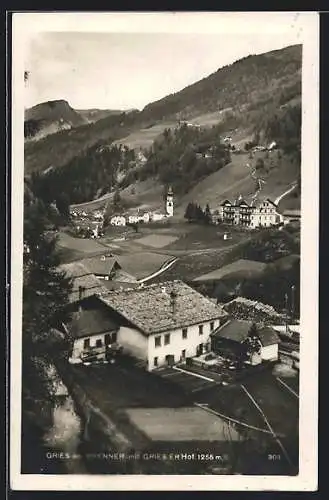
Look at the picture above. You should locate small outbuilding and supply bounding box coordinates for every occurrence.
[211,319,280,364]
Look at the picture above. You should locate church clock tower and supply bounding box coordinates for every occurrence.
[166,186,174,217]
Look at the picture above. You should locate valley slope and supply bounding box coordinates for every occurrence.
[24,44,302,213]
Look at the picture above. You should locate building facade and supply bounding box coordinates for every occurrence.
[67,307,119,364]
[99,280,227,371]
[219,197,281,229]
[250,199,280,228]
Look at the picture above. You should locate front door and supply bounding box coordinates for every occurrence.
[196,344,203,356]
[165,354,175,366]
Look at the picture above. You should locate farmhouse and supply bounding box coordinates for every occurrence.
[77,254,123,281]
[67,306,120,364]
[97,280,228,371]
[58,261,109,303]
[60,255,138,297]
[211,319,280,364]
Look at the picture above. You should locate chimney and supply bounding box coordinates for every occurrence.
[170,290,177,316]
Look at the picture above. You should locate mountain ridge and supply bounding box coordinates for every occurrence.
[25,43,301,213]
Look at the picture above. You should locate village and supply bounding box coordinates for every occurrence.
[20,32,306,478]
[35,176,301,475]
[69,181,300,239]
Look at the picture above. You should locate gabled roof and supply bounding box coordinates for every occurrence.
[59,261,109,303]
[220,199,232,206]
[237,199,249,207]
[257,325,281,346]
[69,308,118,339]
[99,280,227,336]
[78,255,122,276]
[264,198,277,207]
[212,319,280,346]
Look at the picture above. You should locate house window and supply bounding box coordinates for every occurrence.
[96,339,103,348]
[210,321,215,331]
[155,336,161,348]
[181,349,186,360]
[164,333,171,345]
[83,338,90,349]
[105,332,117,345]
[199,324,204,335]
[182,328,188,339]
[154,357,158,367]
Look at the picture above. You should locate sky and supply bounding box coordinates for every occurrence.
[23,13,305,111]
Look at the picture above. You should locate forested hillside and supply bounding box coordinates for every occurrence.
[24,44,302,176]
[141,44,301,122]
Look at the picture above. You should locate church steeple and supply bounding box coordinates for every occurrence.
[166,185,174,217]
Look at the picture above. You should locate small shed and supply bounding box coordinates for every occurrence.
[211,319,280,363]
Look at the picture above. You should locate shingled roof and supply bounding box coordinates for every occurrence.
[77,254,121,276]
[69,308,118,339]
[212,319,280,347]
[99,280,227,336]
[59,261,109,303]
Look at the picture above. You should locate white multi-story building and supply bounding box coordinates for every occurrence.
[219,197,282,229]
[249,199,281,228]
[70,280,228,370]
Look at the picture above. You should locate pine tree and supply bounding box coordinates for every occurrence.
[204,203,212,224]
[113,189,122,209]
[23,198,72,356]
[184,202,193,222]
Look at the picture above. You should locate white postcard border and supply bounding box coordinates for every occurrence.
[10,11,319,491]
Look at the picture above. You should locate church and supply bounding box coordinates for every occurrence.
[165,185,174,217]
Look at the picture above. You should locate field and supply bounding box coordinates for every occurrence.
[243,372,299,438]
[149,241,252,283]
[57,233,175,279]
[193,259,267,282]
[61,356,298,474]
[193,367,299,471]
[112,111,234,151]
[118,252,175,280]
[112,121,177,150]
[125,407,240,442]
[56,231,109,262]
[277,190,301,211]
[136,234,179,249]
